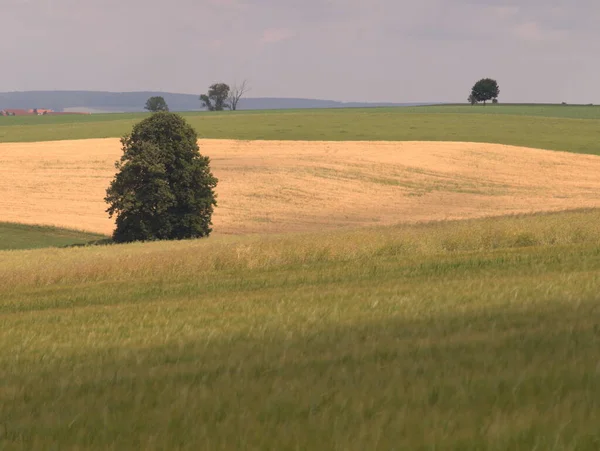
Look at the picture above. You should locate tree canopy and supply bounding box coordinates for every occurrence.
[200,83,230,111]
[144,96,169,112]
[105,112,218,243]
[470,78,500,105]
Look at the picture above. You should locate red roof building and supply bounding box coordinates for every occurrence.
[1,108,91,116]
[1,109,32,116]
[28,108,54,115]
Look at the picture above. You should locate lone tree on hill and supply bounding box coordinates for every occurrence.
[105,112,218,243]
[200,83,230,111]
[470,78,500,105]
[144,96,169,112]
[227,79,250,111]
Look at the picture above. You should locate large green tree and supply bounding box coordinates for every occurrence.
[470,78,500,105]
[105,112,218,243]
[200,83,230,111]
[144,96,169,112]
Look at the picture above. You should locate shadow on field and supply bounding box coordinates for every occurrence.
[61,238,115,248]
[3,300,600,450]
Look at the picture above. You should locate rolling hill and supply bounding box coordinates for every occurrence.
[2,105,600,448]
[0,90,428,113]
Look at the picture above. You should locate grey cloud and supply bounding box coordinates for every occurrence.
[0,0,599,103]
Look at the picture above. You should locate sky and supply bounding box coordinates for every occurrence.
[1,0,598,103]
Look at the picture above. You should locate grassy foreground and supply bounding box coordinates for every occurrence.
[0,222,107,251]
[2,105,600,154]
[1,209,600,449]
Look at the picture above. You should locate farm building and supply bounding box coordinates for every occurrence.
[1,108,90,116]
[0,109,32,116]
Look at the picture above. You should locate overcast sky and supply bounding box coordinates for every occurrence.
[1,0,598,103]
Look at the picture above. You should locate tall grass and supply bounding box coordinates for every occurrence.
[2,209,599,290]
[1,209,600,449]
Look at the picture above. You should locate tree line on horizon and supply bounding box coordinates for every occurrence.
[145,78,502,113]
[145,80,250,113]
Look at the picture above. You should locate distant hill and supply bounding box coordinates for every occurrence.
[0,91,432,113]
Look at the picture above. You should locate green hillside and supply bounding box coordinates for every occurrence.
[1,209,600,449]
[0,223,108,251]
[2,105,600,154]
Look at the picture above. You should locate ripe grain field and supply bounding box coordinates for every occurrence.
[2,139,600,236]
[1,210,600,449]
[2,105,600,154]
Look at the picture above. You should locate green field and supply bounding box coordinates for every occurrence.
[2,104,600,154]
[0,223,108,251]
[1,209,600,449]
[2,107,600,448]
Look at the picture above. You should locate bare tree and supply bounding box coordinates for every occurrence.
[227,80,250,111]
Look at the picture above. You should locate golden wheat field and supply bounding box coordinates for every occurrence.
[1,138,600,235]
